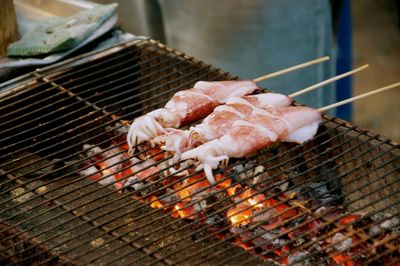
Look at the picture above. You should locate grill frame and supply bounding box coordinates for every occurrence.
[0,38,399,266]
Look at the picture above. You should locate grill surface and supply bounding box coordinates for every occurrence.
[0,38,399,265]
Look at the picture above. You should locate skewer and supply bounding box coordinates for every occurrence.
[253,56,330,83]
[319,82,400,112]
[289,64,369,98]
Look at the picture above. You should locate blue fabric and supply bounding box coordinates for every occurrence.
[336,0,353,121]
[158,0,336,112]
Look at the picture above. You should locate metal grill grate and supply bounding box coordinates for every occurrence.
[0,38,399,265]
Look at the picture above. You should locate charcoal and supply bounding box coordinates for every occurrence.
[271,238,287,248]
[368,225,381,236]
[331,232,353,252]
[307,182,336,205]
[124,177,145,191]
[28,158,80,178]
[253,165,265,176]
[380,217,399,230]
[315,206,327,215]
[193,200,207,212]
[288,251,311,266]
[84,144,103,157]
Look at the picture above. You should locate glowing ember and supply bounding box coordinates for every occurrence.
[80,129,400,265]
[149,195,164,209]
[227,202,253,226]
[172,203,195,219]
[332,254,354,266]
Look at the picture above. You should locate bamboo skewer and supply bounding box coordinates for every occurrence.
[253,56,330,83]
[319,82,400,112]
[289,64,369,98]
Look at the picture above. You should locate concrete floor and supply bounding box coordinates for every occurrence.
[352,0,400,142]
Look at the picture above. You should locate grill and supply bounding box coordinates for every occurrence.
[0,38,399,265]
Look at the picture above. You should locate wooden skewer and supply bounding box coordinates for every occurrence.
[253,56,330,83]
[319,82,400,112]
[289,64,369,98]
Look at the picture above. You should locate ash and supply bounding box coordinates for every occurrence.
[288,251,311,266]
[331,233,353,252]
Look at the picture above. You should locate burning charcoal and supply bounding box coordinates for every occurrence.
[393,226,400,234]
[194,200,207,212]
[260,232,276,242]
[254,165,265,176]
[307,182,336,205]
[232,164,247,180]
[192,191,211,201]
[230,225,245,235]
[84,144,103,157]
[271,238,287,248]
[167,159,194,176]
[205,215,223,225]
[253,208,277,222]
[368,225,382,236]
[244,161,254,171]
[294,237,306,247]
[29,158,80,178]
[159,189,180,204]
[331,232,353,252]
[251,236,270,249]
[238,231,253,242]
[252,175,264,185]
[259,229,280,242]
[124,176,145,191]
[232,162,256,180]
[348,214,372,230]
[288,251,311,266]
[252,167,269,185]
[315,206,327,215]
[232,164,244,173]
[80,165,98,177]
[380,216,399,230]
[105,122,129,135]
[278,181,290,193]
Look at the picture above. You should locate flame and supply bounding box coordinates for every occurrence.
[248,198,265,209]
[243,189,266,209]
[174,173,211,202]
[227,202,252,226]
[227,187,272,226]
[172,203,195,219]
[149,195,164,209]
[214,174,239,196]
[84,138,400,266]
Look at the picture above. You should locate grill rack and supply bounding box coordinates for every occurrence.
[0,38,399,265]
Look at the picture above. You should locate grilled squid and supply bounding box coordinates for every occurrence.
[181,106,322,184]
[151,93,292,161]
[127,80,258,151]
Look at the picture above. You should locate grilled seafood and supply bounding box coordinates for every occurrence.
[181,106,322,184]
[151,93,292,160]
[127,80,258,151]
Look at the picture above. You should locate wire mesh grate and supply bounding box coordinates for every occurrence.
[0,39,399,265]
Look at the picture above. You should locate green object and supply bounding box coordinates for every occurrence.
[7,3,117,57]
